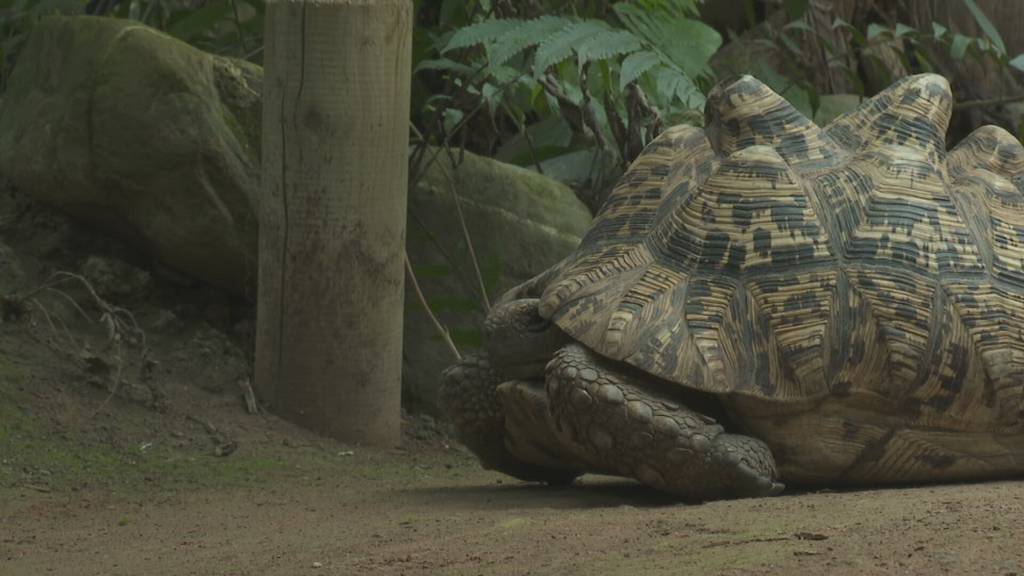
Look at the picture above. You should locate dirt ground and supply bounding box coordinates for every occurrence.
[2,187,1024,576]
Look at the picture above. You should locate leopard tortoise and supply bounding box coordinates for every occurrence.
[441,73,1024,500]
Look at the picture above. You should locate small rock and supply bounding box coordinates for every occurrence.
[213,441,237,457]
[312,561,323,568]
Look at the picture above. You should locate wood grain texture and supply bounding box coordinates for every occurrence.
[255,0,412,446]
[538,73,1024,483]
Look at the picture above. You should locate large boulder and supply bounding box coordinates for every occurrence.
[0,16,261,294]
[0,16,592,411]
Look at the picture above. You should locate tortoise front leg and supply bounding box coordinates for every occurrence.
[441,353,581,485]
[546,344,784,500]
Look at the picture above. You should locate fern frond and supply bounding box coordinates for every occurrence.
[576,29,642,66]
[444,18,523,53]
[619,50,661,90]
[488,16,574,68]
[532,20,611,76]
[633,0,702,17]
[655,67,702,110]
[613,4,720,77]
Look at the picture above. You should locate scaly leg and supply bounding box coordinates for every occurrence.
[545,344,784,500]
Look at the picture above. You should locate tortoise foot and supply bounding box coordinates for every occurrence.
[545,343,783,500]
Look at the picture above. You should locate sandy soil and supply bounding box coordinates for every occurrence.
[1,182,1023,576]
[3,450,1023,576]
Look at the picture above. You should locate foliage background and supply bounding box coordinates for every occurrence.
[3,0,1024,365]
[3,0,1023,201]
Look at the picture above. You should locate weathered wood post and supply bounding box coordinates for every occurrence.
[256,0,412,446]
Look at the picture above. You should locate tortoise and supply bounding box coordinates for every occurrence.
[441,73,1024,500]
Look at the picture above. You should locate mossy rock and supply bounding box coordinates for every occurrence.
[0,16,261,293]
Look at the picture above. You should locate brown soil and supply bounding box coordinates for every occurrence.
[1,186,1023,576]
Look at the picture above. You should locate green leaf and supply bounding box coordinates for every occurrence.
[576,29,642,67]
[656,67,701,110]
[866,23,889,41]
[487,16,573,68]
[894,23,916,38]
[532,19,610,76]
[613,4,720,78]
[1009,53,1024,72]
[444,18,522,53]
[167,1,232,42]
[415,58,477,75]
[619,50,660,90]
[779,31,802,56]
[442,108,464,134]
[784,0,809,20]
[783,20,815,34]
[932,22,948,40]
[950,34,972,60]
[962,0,1005,57]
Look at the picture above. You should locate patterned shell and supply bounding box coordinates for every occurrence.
[538,74,1024,431]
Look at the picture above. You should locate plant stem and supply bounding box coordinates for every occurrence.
[954,93,1024,110]
[404,252,461,361]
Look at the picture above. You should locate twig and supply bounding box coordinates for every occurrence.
[447,178,491,312]
[227,0,249,56]
[90,339,125,418]
[522,125,545,175]
[28,298,75,354]
[503,101,545,175]
[954,94,1024,110]
[404,251,461,361]
[238,377,258,414]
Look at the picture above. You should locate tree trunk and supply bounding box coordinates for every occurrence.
[256,0,412,446]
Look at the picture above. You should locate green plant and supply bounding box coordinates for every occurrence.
[412,0,722,198]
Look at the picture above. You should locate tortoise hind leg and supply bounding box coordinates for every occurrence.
[441,353,581,485]
[545,343,784,500]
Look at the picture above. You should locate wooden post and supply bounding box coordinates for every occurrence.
[256,0,412,446]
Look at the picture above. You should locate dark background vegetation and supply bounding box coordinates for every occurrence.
[4,0,1024,213]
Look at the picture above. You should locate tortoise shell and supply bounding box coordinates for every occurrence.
[538,74,1024,483]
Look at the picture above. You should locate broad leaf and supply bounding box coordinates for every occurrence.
[866,23,889,41]
[950,34,972,60]
[1009,53,1024,72]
